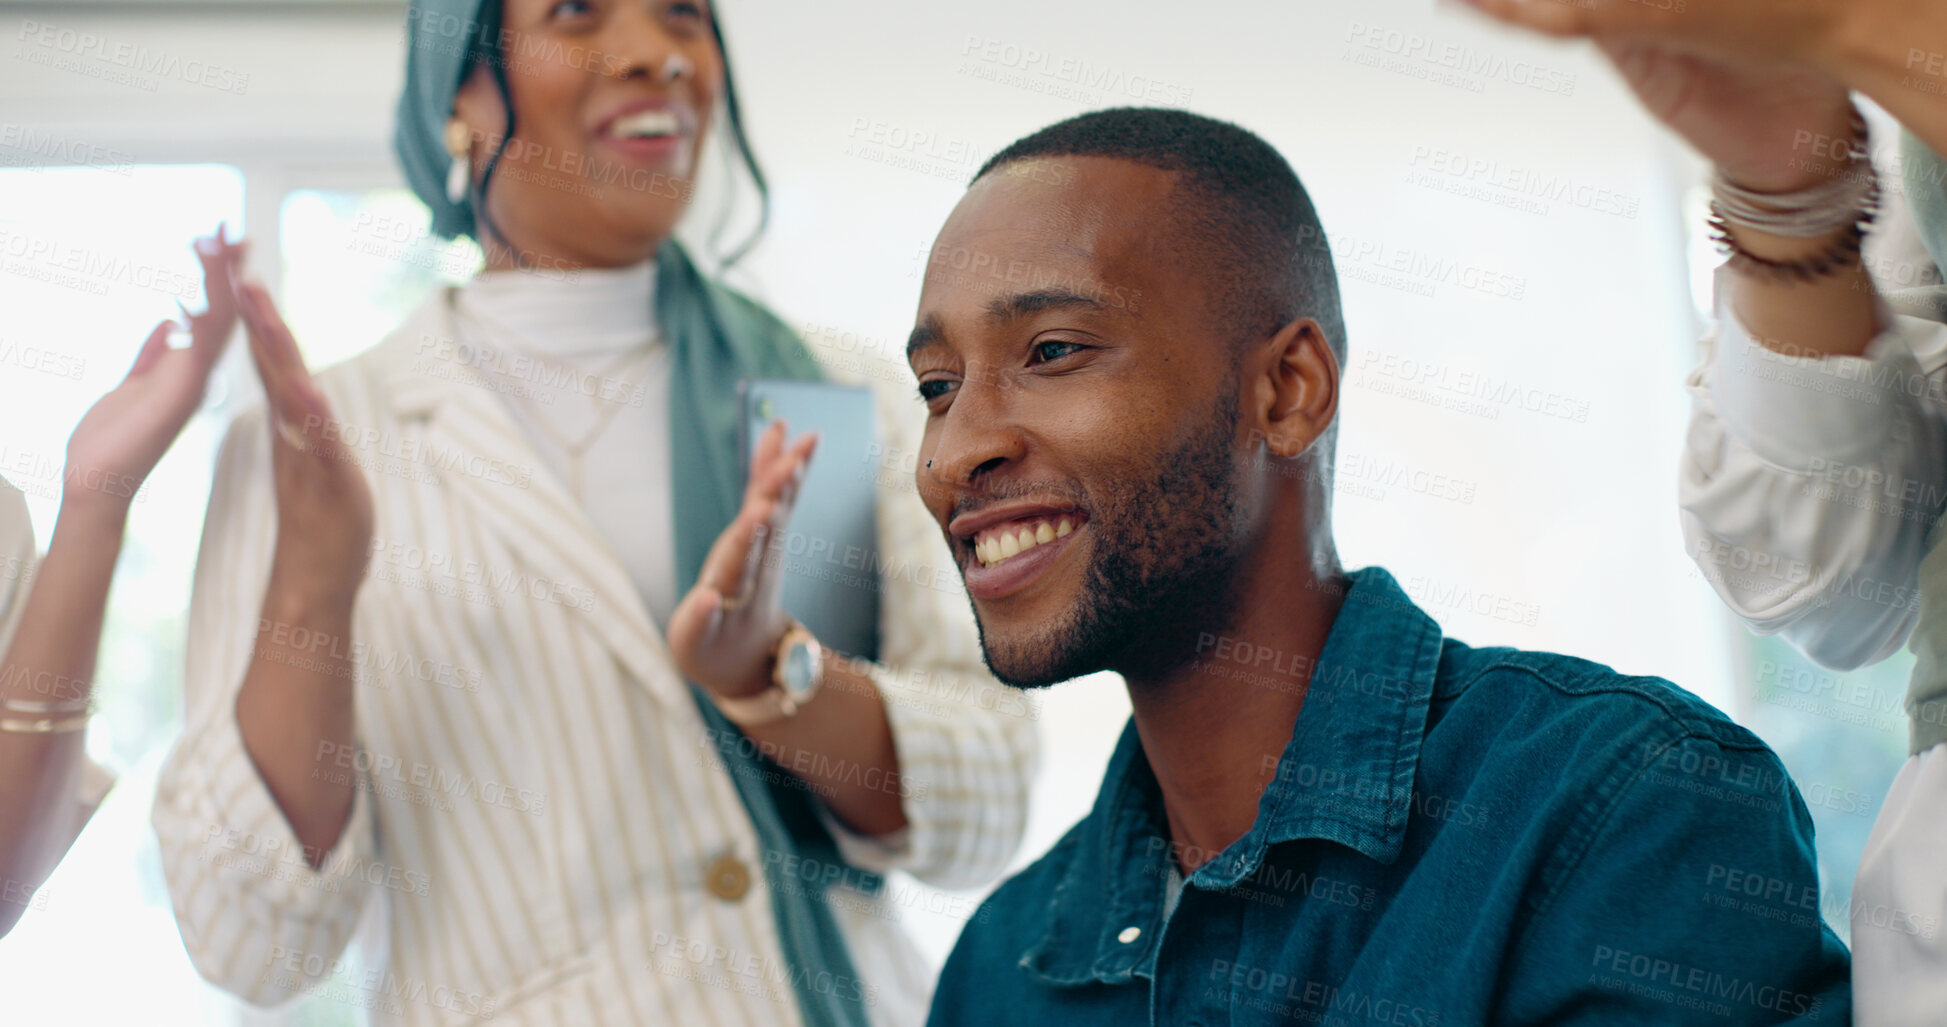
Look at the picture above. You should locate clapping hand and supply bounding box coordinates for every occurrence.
[62,226,244,515]
[666,419,819,698]
[232,272,375,611]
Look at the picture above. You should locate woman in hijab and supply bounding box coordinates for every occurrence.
[1461,1,1947,1024]
[151,2,1036,1024]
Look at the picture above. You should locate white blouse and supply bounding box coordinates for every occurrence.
[454,261,680,627]
[1680,276,1947,1027]
[150,287,1039,1026]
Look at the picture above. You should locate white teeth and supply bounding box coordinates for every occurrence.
[973,516,1083,567]
[611,109,678,139]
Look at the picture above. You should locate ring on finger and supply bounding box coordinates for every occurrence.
[275,418,311,452]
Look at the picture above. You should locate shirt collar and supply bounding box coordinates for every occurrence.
[1020,566,1443,988]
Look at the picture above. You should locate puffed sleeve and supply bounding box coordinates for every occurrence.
[1679,272,1947,671]
[150,408,380,1005]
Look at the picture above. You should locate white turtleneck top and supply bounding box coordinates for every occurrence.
[452,261,679,627]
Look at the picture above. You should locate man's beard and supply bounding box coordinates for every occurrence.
[974,386,1245,688]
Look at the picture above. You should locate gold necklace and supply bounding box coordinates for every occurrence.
[454,303,664,499]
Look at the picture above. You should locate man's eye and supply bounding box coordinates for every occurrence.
[917,379,958,402]
[1031,340,1084,363]
[667,0,708,19]
[549,0,593,18]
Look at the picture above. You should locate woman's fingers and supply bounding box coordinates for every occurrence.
[753,430,818,507]
[238,281,309,383]
[187,228,244,367]
[666,584,726,659]
[696,497,768,607]
[732,503,777,612]
[690,423,819,620]
[235,284,295,417]
[1452,0,1599,37]
[744,418,786,503]
[234,279,335,453]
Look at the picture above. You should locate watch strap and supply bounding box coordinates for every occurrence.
[711,622,818,728]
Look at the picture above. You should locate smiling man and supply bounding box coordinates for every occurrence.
[909,108,1851,1026]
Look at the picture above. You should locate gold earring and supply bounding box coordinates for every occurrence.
[444,118,471,205]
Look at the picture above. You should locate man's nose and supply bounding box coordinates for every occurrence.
[922,364,1027,491]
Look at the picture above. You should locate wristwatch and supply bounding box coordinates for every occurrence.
[711,622,824,727]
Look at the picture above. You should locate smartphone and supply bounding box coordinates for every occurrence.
[739,379,882,659]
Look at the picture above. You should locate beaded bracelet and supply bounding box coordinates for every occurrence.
[1708,104,1881,284]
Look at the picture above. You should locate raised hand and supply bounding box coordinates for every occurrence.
[666,419,819,698]
[1451,0,1842,70]
[1456,1,1859,192]
[232,278,375,611]
[62,226,244,513]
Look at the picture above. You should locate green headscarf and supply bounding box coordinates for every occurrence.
[395,0,485,240]
[394,5,878,1023]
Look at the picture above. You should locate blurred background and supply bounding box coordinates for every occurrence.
[0,0,1933,1022]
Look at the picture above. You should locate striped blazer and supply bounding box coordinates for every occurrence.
[152,290,1039,1026]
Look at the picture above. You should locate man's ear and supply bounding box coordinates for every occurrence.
[1250,318,1339,459]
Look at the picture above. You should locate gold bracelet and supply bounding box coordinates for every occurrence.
[0,714,90,734]
[2,698,94,715]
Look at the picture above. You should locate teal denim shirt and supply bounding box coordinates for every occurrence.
[929,568,1851,1026]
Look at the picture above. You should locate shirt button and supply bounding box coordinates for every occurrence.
[1117,926,1141,944]
[706,855,751,902]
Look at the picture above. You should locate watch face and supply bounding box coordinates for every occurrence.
[782,641,818,698]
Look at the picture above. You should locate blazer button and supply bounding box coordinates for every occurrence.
[706,854,751,902]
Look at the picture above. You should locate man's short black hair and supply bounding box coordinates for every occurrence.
[974,107,1344,364]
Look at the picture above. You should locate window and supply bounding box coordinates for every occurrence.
[0,162,252,1023]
